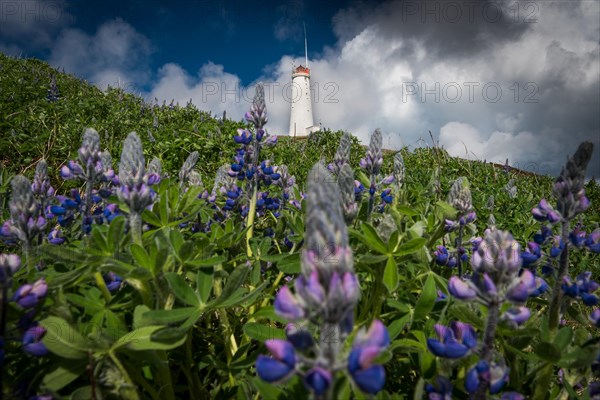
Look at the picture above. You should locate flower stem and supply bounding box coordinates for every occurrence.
[130,212,143,247]
[548,222,570,332]
[246,184,258,257]
[474,301,500,400]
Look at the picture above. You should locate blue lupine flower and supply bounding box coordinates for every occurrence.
[285,324,314,351]
[13,279,48,309]
[520,242,541,267]
[427,321,477,359]
[501,392,525,400]
[23,326,48,357]
[47,227,64,245]
[347,320,389,395]
[533,225,553,244]
[465,360,508,395]
[304,367,331,395]
[255,339,296,383]
[433,246,457,268]
[562,272,599,305]
[103,272,123,292]
[531,199,561,223]
[569,227,587,247]
[586,229,600,253]
[448,277,477,300]
[549,236,564,257]
[501,306,531,326]
[425,376,452,400]
[505,270,536,303]
[274,286,305,321]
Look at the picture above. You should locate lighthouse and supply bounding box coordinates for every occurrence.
[288,25,319,137]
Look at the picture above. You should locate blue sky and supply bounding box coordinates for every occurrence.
[1,0,599,178]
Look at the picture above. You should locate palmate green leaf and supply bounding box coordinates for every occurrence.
[383,256,398,292]
[533,341,561,362]
[164,272,200,306]
[211,265,249,307]
[554,326,573,350]
[395,237,427,257]
[40,316,92,359]
[41,360,87,392]
[107,215,126,253]
[129,243,152,270]
[413,274,436,322]
[196,267,214,303]
[142,307,199,325]
[111,326,187,351]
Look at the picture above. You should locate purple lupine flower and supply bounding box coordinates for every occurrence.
[520,242,541,267]
[347,320,389,395]
[329,132,352,176]
[274,286,305,321]
[585,229,600,253]
[285,323,314,351]
[532,199,561,223]
[569,226,587,247]
[22,326,48,356]
[304,367,332,396]
[533,225,553,244]
[13,279,48,309]
[47,227,64,245]
[562,272,599,305]
[505,270,537,303]
[427,321,477,359]
[255,339,296,383]
[552,142,593,221]
[465,360,508,395]
[103,272,123,292]
[501,306,531,326]
[448,277,477,300]
[425,376,453,400]
[433,246,457,268]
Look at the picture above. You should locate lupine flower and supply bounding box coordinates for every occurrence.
[393,151,405,191]
[501,392,525,400]
[328,132,352,176]
[46,75,59,102]
[589,382,600,400]
[520,242,541,267]
[347,320,390,394]
[246,83,268,129]
[178,151,199,187]
[104,272,123,292]
[31,160,55,200]
[427,321,477,359]
[433,246,457,268]
[448,277,477,300]
[255,339,296,383]
[13,279,48,309]
[586,229,600,253]
[465,360,508,395]
[47,227,65,245]
[448,177,472,214]
[569,226,587,247]
[501,306,531,326]
[533,225,553,244]
[0,254,21,286]
[532,199,561,223]
[425,376,452,400]
[562,271,599,305]
[118,132,155,214]
[22,326,48,356]
[5,175,46,244]
[552,141,593,221]
[304,367,332,396]
[261,163,390,396]
[360,129,383,177]
[338,164,358,224]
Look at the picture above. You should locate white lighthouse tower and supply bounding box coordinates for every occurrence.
[288,25,319,137]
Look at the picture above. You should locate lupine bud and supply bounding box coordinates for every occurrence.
[393,151,405,189]
[274,286,305,321]
[179,151,199,184]
[347,320,389,395]
[285,324,314,350]
[360,129,383,177]
[553,141,594,220]
[338,164,358,224]
[427,321,477,359]
[13,278,48,308]
[330,132,352,176]
[247,83,268,129]
[471,230,521,284]
[119,132,146,186]
[448,277,478,300]
[448,177,472,214]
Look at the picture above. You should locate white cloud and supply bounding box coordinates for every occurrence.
[48,19,152,90]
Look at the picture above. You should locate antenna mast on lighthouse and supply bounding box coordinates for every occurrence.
[304,22,308,67]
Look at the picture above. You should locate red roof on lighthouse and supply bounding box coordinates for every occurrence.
[294,65,310,74]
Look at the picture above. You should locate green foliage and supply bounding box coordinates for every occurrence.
[0,53,599,399]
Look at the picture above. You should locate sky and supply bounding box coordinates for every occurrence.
[1,0,599,178]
